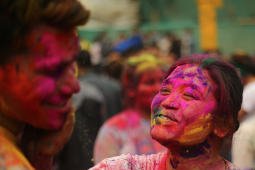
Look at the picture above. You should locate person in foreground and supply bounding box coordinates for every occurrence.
[0,0,89,169]
[90,54,243,170]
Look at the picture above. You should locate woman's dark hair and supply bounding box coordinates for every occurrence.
[0,0,90,65]
[164,54,243,143]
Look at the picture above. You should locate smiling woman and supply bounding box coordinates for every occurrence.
[91,54,243,170]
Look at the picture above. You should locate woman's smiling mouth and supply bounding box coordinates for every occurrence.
[154,112,178,122]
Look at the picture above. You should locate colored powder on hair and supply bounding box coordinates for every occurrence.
[200,58,217,69]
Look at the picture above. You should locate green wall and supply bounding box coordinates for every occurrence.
[78,0,255,56]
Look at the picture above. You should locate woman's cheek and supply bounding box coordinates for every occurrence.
[151,94,163,114]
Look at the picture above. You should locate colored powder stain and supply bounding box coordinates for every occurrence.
[202,82,208,86]
[151,114,155,127]
[153,107,157,113]
[184,126,204,136]
[153,119,157,125]
[183,113,212,136]
[179,114,213,143]
[204,113,212,120]
[197,67,202,74]
[204,59,215,64]
[179,140,211,159]
[201,59,216,69]
[170,159,179,169]
[91,158,94,162]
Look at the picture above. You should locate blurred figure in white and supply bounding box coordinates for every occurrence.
[232,53,255,169]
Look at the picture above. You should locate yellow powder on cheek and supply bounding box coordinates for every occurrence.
[178,113,214,144]
[151,114,154,127]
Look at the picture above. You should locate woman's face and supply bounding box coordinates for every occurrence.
[150,64,218,146]
[0,25,80,130]
[135,67,164,110]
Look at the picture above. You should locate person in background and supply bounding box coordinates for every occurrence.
[163,38,182,67]
[230,52,255,121]
[93,54,167,164]
[91,54,242,170]
[78,50,122,120]
[104,59,123,81]
[0,0,89,169]
[56,50,106,170]
[181,28,194,56]
[113,32,144,58]
[231,53,255,169]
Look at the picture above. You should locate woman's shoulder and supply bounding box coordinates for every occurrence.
[90,152,167,170]
[223,159,240,170]
[103,109,141,128]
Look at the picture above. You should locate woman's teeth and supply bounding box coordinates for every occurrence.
[159,115,170,120]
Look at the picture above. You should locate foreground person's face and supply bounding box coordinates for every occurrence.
[0,25,80,130]
[150,64,218,146]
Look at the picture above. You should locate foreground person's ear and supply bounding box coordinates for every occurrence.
[213,127,230,138]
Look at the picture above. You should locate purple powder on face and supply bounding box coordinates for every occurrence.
[170,159,179,169]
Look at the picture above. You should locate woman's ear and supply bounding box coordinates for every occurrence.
[213,127,230,138]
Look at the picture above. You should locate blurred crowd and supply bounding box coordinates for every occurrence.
[55,30,255,170]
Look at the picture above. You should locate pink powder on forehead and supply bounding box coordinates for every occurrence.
[31,31,79,71]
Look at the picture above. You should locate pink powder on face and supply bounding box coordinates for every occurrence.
[0,25,80,130]
[34,76,56,100]
[32,31,79,72]
[150,64,217,146]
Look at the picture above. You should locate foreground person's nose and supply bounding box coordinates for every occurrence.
[161,95,180,110]
[60,71,80,95]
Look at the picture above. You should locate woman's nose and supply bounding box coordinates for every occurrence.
[161,94,180,110]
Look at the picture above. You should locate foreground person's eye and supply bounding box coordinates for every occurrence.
[160,88,171,95]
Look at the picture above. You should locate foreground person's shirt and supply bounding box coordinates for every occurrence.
[90,152,240,170]
[0,125,35,170]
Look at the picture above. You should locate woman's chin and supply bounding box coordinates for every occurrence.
[150,125,179,147]
[151,125,211,148]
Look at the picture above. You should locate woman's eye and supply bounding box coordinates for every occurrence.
[160,88,170,95]
[183,93,197,100]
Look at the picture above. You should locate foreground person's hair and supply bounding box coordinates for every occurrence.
[0,0,90,65]
[164,54,243,145]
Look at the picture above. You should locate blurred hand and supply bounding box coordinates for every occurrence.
[22,106,75,170]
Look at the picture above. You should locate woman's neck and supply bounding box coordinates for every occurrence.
[165,140,225,170]
[0,111,24,136]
